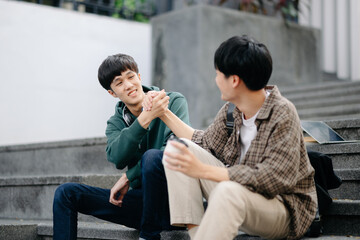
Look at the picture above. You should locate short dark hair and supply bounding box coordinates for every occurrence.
[214,35,272,91]
[98,53,139,90]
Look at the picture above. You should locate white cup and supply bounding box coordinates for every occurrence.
[163,136,188,166]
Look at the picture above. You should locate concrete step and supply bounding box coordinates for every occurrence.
[303,114,360,122]
[307,142,360,169]
[297,103,360,120]
[0,220,359,240]
[322,199,360,236]
[306,142,360,199]
[285,85,360,104]
[1,175,359,236]
[325,119,360,141]
[2,215,358,240]
[37,220,188,240]
[38,219,360,239]
[38,221,141,240]
[280,81,360,101]
[280,81,360,120]
[0,219,39,240]
[330,169,360,200]
[0,138,118,177]
[293,95,360,110]
[0,174,121,220]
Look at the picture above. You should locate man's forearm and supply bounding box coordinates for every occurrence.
[137,111,154,129]
[202,165,230,182]
[160,109,194,140]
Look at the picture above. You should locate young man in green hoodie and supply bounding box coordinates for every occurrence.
[53,54,189,240]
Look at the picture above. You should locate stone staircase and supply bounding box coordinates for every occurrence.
[280,81,360,121]
[0,137,190,239]
[1,81,360,239]
[281,81,360,237]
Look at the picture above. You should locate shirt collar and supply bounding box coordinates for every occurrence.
[256,85,280,120]
[232,85,280,121]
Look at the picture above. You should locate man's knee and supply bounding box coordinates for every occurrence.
[213,181,240,194]
[54,182,79,203]
[141,149,163,174]
[210,181,248,205]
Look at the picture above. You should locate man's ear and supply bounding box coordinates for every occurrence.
[108,89,117,98]
[138,73,141,81]
[232,75,241,88]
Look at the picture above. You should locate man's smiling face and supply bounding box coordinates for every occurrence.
[108,69,144,107]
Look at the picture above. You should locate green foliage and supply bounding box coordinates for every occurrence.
[112,0,152,23]
[219,0,300,24]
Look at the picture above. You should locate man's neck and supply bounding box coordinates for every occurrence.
[235,89,266,120]
[124,92,146,117]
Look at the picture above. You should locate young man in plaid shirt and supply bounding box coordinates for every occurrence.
[143,35,317,240]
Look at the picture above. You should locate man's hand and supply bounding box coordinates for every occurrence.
[148,90,169,118]
[142,90,169,114]
[164,141,230,182]
[138,90,169,129]
[164,141,206,179]
[109,173,130,207]
[142,90,159,111]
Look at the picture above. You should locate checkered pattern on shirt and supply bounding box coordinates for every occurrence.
[192,86,317,239]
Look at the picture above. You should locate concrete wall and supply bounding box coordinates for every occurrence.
[151,4,321,129]
[0,0,151,146]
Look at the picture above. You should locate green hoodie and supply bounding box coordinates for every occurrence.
[105,85,190,189]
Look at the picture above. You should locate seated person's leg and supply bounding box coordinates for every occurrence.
[141,149,185,239]
[163,139,225,227]
[53,182,143,240]
[194,181,290,240]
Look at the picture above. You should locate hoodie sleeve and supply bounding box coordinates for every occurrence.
[106,117,148,170]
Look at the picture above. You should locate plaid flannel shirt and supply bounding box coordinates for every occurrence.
[192,86,317,239]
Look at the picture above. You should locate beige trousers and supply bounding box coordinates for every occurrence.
[163,138,290,240]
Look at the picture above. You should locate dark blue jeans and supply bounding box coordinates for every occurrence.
[53,149,181,240]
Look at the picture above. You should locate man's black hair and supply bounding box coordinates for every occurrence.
[214,35,273,91]
[98,53,139,90]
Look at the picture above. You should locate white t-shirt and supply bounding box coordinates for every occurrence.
[239,91,270,163]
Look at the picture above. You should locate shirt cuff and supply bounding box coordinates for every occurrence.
[191,129,204,144]
[126,161,141,183]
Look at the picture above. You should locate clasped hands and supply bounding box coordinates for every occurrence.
[142,89,169,119]
[143,90,206,179]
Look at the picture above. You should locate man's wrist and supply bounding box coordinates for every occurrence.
[137,111,153,129]
[203,165,230,182]
[122,173,129,183]
[159,108,171,121]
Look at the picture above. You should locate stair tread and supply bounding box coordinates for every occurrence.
[283,85,360,101]
[303,114,360,121]
[325,119,360,129]
[293,95,360,110]
[0,137,107,152]
[278,81,360,120]
[0,174,121,187]
[1,219,355,239]
[306,142,360,154]
[280,81,360,94]
[327,199,360,215]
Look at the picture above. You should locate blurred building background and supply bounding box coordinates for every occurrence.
[298,0,359,81]
[0,0,359,145]
[2,2,360,238]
